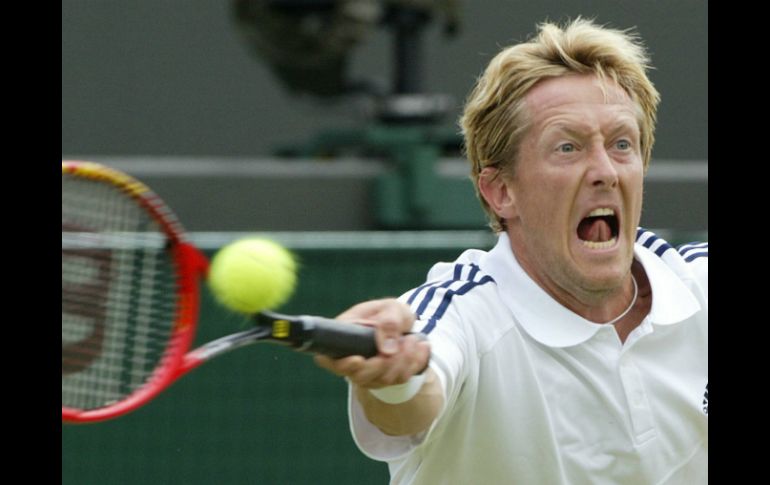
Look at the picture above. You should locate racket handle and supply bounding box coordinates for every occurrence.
[298,316,379,358]
[257,311,421,359]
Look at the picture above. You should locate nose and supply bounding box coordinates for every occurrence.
[587,145,619,189]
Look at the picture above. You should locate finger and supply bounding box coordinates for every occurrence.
[337,299,416,334]
[348,356,395,386]
[314,353,391,390]
[370,301,415,356]
[370,299,417,334]
[335,299,392,322]
[313,354,366,377]
[414,339,432,374]
[335,299,418,357]
[378,335,424,384]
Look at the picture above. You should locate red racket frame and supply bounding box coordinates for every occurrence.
[62,161,209,424]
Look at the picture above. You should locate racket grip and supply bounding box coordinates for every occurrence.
[299,317,428,358]
[300,316,379,358]
[256,311,424,359]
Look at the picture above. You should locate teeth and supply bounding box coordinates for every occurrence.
[582,237,617,249]
[587,208,615,217]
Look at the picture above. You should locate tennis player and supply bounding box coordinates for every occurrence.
[316,17,707,484]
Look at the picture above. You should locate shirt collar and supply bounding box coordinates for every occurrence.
[479,233,701,348]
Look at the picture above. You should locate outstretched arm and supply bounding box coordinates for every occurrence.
[314,299,443,436]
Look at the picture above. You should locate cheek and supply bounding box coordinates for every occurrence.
[517,188,571,241]
[511,151,579,225]
[625,171,645,208]
[518,173,575,220]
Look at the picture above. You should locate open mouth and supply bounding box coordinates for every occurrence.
[577,208,619,249]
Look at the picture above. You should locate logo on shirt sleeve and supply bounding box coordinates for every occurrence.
[702,382,708,415]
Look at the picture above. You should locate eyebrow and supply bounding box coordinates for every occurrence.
[542,117,640,139]
[605,119,641,138]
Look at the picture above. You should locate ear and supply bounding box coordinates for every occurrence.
[478,166,518,221]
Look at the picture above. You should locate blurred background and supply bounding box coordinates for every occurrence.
[62,0,707,483]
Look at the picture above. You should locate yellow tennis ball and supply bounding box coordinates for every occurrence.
[208,238,297,314]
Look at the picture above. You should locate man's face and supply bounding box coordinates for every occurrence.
[504,74,644,300]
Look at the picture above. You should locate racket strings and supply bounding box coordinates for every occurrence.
[62,175,179,411]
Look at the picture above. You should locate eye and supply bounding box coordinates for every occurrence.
[615,139,631,150]
[557,143,576,153]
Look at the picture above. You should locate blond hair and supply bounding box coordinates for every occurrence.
[460,18,661,232]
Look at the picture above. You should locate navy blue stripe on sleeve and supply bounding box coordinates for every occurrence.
[678,242,708,253]
[407,263,494,335]
[636,229,674,256]
[406,264,467,306]
[654,242,674,257]
[636,227,650,243]
[684,251,708,262]
[678,242,708,262]
[453,264,463,280]
[419,275,495,334]
[406,280,443,306]
[411,264,469,312]
[467,264,480,282]
[415,279,459,317]
[638,228,697,258]
[407,264,474,307]
[678,243,708,255]
[637,228,708,265]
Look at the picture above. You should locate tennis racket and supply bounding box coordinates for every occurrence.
[62,160,384,424]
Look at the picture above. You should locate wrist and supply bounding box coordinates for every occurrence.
[368,373,427,404]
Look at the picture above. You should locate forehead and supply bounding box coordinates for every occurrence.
[524,74,638,126]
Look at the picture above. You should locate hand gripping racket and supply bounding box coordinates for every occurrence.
[62,160,384,424]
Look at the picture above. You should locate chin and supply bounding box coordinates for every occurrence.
[575,256,634,291]
[570,252,631,291]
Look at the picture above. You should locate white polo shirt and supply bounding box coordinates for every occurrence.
[349,229,708,484]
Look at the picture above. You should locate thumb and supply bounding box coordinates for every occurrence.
[376,319,402,356]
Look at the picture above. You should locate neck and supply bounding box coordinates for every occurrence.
[558,275,639,324]
[601,274,638,325]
